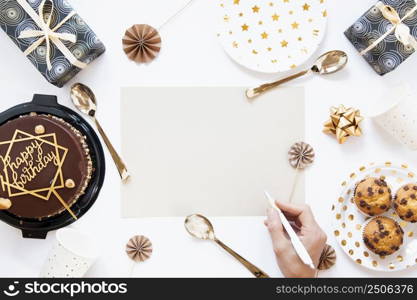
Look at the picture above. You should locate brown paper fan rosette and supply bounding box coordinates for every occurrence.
[318,244,336,270]
[288,142,315,170]
[126,235,153,262]
[122,24,161,63]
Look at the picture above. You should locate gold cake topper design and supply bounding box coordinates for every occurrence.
[0,129,77,219]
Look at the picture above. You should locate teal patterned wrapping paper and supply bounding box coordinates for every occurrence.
[0,0,105,87]
[344,0,417,75]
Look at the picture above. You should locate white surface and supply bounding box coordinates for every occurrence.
[121,86,304,217]
[1,0,417,277]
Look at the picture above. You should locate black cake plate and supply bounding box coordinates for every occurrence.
[0,94,105,239]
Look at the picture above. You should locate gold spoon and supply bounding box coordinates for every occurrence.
[246,50,348,99]
[184,214,269,278]
[70,83,130,182]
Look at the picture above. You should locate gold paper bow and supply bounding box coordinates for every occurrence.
[360,1,417,55]
[323,105,363,144]
[17,0,86,70]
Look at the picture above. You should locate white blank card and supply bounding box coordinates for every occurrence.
[121,87,305,217]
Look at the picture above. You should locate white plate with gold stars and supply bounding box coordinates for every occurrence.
[332,162,417,272]
[217,0,328,73]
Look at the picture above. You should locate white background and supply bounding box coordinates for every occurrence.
[1,0,417,277]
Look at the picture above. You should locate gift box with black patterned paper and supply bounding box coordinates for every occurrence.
[345,0,417,75]
[0,0,105,87]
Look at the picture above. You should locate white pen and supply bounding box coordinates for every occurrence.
[264,190,315,269]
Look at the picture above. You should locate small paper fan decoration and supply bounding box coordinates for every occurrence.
[288,142,315,170]
[318,244,336,270]
[122,24,161,63]
[126,235,153,262]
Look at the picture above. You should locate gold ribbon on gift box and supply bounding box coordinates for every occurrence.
[360,1,417,55]
[16,0,86,70]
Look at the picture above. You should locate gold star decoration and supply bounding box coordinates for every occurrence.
[323,105,364,144]
[269,2,274,6]
[261,32,268,39]
[322,10,327,17]
[232,41,238,48]
[291,22,299,29]
[272,13,280,21]
[233,0,240,4]
[241,24,249,31]
[303,3,310,11]
[283,0,289,2]
[252,5,260,13]
[281,40,288,47]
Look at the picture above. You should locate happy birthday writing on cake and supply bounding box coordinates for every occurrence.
[0,139,59,190]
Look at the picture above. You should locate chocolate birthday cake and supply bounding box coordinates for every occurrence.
[0,113,93,219]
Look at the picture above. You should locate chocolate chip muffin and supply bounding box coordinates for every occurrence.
[394,183,417,223]
[353,177,392,216]
[363,217,404,257]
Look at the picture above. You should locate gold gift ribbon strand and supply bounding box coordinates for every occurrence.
[16,0,87,70]
[360,1,417,56]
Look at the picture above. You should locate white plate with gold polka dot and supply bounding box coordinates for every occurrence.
[217,0,328,73]
[332,162,417,272]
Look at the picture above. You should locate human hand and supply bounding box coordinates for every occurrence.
[264,201,327,278]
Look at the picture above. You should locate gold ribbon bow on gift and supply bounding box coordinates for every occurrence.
[16,0,86,70]
[360,1,417,55]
